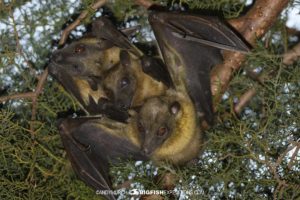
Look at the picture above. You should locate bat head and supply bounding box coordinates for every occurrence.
[48,37,124,114]
[137,96,181,156]
[103,50,138,111]
[49,37,121,79]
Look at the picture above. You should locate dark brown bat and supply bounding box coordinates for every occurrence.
[148,11,250,125]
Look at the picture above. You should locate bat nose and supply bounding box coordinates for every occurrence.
[51,52,63,63]
[118,103,129,111]
[48,63,58,75]
[142,148,150,156]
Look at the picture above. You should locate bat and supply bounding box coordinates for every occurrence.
[148,11,250,125]
[57,88,200,199]
[102,50,170,111]
[58,115,148,200]
[57,82,202,199]
[137,88,202,165]
[49,16,172,119]
[48,34,123,116]
[53,11,250,200]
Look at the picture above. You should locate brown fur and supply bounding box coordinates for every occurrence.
[138,89,203,165]
[103,53,168,108]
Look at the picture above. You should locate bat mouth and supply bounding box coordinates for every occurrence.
[141,146,155,157]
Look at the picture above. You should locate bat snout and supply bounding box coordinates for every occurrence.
[141,142,156,157]
[142,147,151,157]
[48,63,57,75]
[51,51,63,63]
[115,98,131,111]
[118,103,129,111]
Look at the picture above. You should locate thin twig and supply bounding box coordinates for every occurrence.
[10,9,37,75]
[134,0,155,9]
[234,88,257,115]
[246,69,264,85]
[0,69,49,134]
[0,92,35,102]
[282,42,300,65]
[59,0,107,45]
[29,68,49,135]
[274,144,294,168]
[287,142,300,170]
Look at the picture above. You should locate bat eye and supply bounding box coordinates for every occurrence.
[74,44,85,53]
[120,77,130,88]
[73,64,79,70]
[137,122,145,133]
[157,126,168,137]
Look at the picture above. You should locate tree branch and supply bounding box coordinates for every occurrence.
[283,42,300,65]
[30,68,49,135]
[287,141,300,170]
[59,0,107,45]
[134,0,154,9]
[234,88,257,115]
[211,0,289,103]
[0,92,35,102]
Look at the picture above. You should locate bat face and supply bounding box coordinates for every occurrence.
[137,97,180,156]
[49,37,121,78]
[136,90,201,164]
[102,50,138,110]
[103,50,169,111]
[48,37,123,112]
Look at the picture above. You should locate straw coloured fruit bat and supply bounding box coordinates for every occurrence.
[49,16,171,118]
[137,89,202,165]
[58,116,147,200]
[103,50,170,110]
[48,17,141,113]
[149,11,249,125]
[54,11,249,200]
[58,88,200,199]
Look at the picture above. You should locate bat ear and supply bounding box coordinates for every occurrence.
[169,101,181,115]
[120,50,131,67]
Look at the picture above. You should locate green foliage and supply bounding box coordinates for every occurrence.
[179,0,248,18]
[1,0,299,199]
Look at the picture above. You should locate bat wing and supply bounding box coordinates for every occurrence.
[92,17,143,57]
[49,64,130,122]
[118,49,173,88]
[148,11,250,125]
[58,117,147,200]
[141,56,173,88]
[48,66,93,112]
[95,97,129,123]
